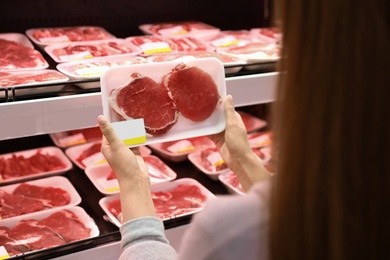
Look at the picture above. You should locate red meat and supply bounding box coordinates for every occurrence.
[40,210,91,242]
[32,27,112,42]
[0,227,30,256]
[109,72,179,135]
[12,183,70,207]
[10,220,66,250]
[162,63,220,122]
[0,190,45,219]
[75,142,102,167]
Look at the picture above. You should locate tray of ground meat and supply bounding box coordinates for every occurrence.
[44,39,142,63]
[147,136,215,163]
[188,147,230,180]
[26,26,116,48]
[65,140,151,170]
[0,176,81,220]
[0,206,99,258]
[85,155,177,195]
[99,178,216,227]
[0,33,49,71]
[100,57,226,147]
[0,146,73,186]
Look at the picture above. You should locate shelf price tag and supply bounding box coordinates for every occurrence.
[111,118,146,147]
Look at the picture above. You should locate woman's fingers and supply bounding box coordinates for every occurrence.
[97,115,123,149]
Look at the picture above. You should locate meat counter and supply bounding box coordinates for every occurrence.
[0,0,275,258]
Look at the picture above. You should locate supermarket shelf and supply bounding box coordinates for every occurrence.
[0,72,278,141]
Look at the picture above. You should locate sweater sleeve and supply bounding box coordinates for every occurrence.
[119,216,177,260]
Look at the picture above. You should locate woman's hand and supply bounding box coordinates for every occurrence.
[97,115,156,222]
[209,95,270,191]
[209,95,253,172]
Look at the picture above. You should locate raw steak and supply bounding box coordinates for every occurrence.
[12,183,71,207]
[0,39,48,70]
[162,63,220,122]
[109,72,178,135]
[0,190,45,219]
[0,226,29,256]
[40,210,91,242]
[10,219,66,250]
[107,184,207,221]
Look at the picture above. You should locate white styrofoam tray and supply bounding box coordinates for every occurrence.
[44,39,142,63]
[188,148,230,180]
[100,57,227,147]
[0,176,82,219]
[218,171,245,196]
[147,136,216,163]
[0,146,73,186]
[0,205,100,257]
[85,155,177,195]
[26,26,117,48]
[99,177,217,227]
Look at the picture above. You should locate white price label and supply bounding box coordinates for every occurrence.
[59,133,86,146]
[211,35,239,47]
[140,42,172,54]
[103,179,120,193]
[248,134,271,148]
[81,152,106,168]
[75,65,109,77]
[59,51,93,62]
[158,25,187,35]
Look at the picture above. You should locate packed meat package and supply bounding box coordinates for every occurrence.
[0,146,73,185]
[250,27,282,44]
[0,176,81,220]
[44,39,142,63]
[247,131,273,148]
[85,155,177,195]
[126,35,212,56]
[26,26,116,48]
[146,50,246,74]
[188,147,230,180]
[0,33,49,71]
[0,206,99,257]
[148,136,215,162]
[0,70,69,97]
[218,171,245,195]
[99,178,216,227]
[50,126,103,148]
[237,111,268,132]
[65,140,151,170]
[100,57,226,147]
[139,21,220,40]
[56,55,149,89]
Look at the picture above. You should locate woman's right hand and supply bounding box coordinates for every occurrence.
[209,95,254,172]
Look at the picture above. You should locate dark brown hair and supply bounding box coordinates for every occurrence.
[269,0,390,259]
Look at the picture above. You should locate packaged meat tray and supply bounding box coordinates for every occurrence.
[99,178,217,227]
[0,176,82,220]
[0,205,99,258]
[100,57,226,147]
[49,126,103,148]
[139,21,220,40]
[44,39,142,63]
[65,140,151,170]
[26,26,116,48]
[0,69,69,96]
[146,50,246,74]
[218,171,245,195]
[188,147,230,180]
[148,136,216,162]
[126,35,212,56]
[56,55,149,89]
[85,155,177,195]
[250,27,282,44]
[247,131,273,148]
[0,33,49,71]
[0,146,73,185]
[237,111,268,132]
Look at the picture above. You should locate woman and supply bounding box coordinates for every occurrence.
[98,0,389,258]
